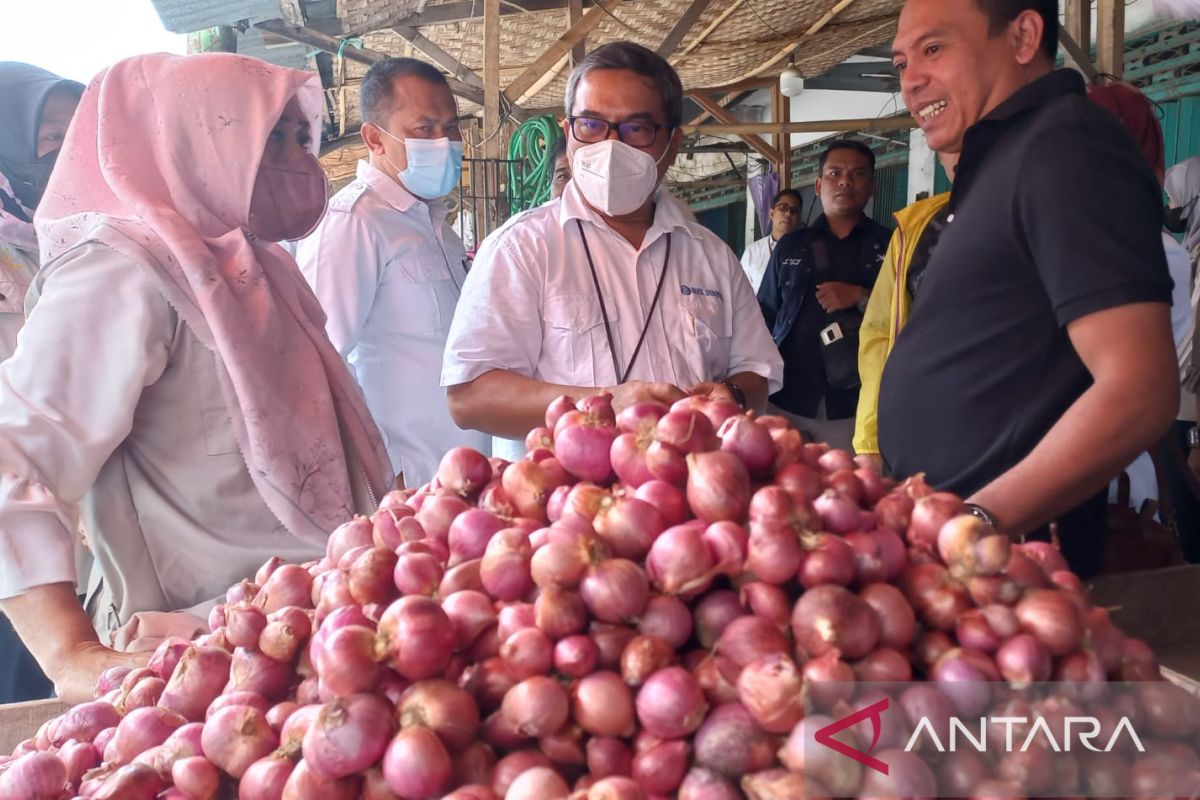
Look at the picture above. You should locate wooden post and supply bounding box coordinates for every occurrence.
[772,86,791,189]
[1064,0,1091,59]
[483,0,502,236]
[569,0,585,66]
[1096,0,1125,79]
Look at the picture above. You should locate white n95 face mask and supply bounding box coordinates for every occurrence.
[571,139,667,216]
[377,127,463,199]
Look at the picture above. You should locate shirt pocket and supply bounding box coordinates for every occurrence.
[678,294,733,381]
[543,294,613,387]
[387,259,459,335]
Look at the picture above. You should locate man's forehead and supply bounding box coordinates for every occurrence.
[573,70,664,118]
[824,150,871,167]
[895,0,978,46]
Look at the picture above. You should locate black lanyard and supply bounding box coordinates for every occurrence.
[575,219,672,384]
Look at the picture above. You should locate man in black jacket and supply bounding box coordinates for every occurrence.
[757,140,891,451]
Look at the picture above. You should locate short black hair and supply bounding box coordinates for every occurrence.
[772,189,803,208]
[565,41,684,130]
[549,134,567,163]
[360,57,449,125]
[975,0,1058,61]
[818,140,877,175]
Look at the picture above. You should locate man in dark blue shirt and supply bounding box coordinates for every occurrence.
[757,140,891,451]
[881,0,1177,576]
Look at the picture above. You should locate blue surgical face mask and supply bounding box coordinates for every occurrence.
[376,126,462,199]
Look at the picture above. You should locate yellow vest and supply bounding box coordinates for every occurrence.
[853,192,952,455]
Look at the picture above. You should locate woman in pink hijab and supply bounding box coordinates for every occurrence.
[0,53,390,702]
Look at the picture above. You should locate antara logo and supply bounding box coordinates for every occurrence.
[904,714,1146,756]
[815,697,891,775]
[814,697,1147,776]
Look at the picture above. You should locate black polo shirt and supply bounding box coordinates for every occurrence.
[772,215,890,420]
[878,70,1171,565]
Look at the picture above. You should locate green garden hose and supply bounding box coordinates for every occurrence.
[507,115,562,213]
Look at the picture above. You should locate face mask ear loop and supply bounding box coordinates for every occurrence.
[652,129,677,167]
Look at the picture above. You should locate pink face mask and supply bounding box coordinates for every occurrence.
[246,155,328,242]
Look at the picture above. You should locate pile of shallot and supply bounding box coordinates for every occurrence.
[0,393,1194,800]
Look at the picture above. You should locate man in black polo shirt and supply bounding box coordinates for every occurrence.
[880,0,1178,577]
[758,141,891,451]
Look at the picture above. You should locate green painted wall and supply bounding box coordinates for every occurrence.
[871,163,908,228]
[1163,95,1200,168]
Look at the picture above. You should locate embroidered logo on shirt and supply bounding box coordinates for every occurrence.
[681,285,723,300]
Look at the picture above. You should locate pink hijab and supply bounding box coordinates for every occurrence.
[35,53,390,545]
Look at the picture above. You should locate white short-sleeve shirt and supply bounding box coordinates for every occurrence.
[739,235,776,295]
[298,161,490,486]
[442,182,783,425]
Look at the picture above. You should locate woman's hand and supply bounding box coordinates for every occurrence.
[111,610,208,653]
[51,641,150,705]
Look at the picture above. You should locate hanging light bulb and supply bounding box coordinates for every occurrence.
[779,56,805,98]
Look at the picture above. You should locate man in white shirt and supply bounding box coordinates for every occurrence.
[740,189,804,293]
[299,58,489,488]
[443,42,782,454]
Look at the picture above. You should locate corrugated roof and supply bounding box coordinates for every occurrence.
[150,0,283,34]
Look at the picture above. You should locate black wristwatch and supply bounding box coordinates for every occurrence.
[964,502,999,529]
[720,379,747,409]
[1188,426,1200,449]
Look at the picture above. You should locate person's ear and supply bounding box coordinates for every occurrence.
[1010,9,1046,67]
[361,122,385,156]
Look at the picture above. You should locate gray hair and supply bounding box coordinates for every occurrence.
[360,57,449,125]
[564,41,683,130]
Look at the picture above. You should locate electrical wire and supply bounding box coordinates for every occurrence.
[507,114,564,212]
[739,0,788,40]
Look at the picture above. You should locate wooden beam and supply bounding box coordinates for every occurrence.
[1065,0,1092,62]
[569,0,585,65]
[254,19,487,107]
[503,0,626,104]
[674,0,740,61]
[690,76,776,94]
[1058,28,1099,82]
[484,0,502,161]
[483,0,502,236]
[1096,0,1126,78]
[656,0,715,57]
[720,0,862,83]
[393,25,484,89]
[402,0,583,25]
[683,116,918,136]
[688,90,739,126]
[772,85,791,189]
[689,92,778,163]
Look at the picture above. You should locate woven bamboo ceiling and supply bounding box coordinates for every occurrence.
[320,0,903,119]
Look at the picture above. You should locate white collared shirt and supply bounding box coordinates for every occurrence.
[298,161,490,487]
[739,234,777,294]
[442,182,783,457]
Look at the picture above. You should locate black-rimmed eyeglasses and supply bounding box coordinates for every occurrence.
[568,115,666,148]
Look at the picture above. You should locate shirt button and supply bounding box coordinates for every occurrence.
[947,213,955,223]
